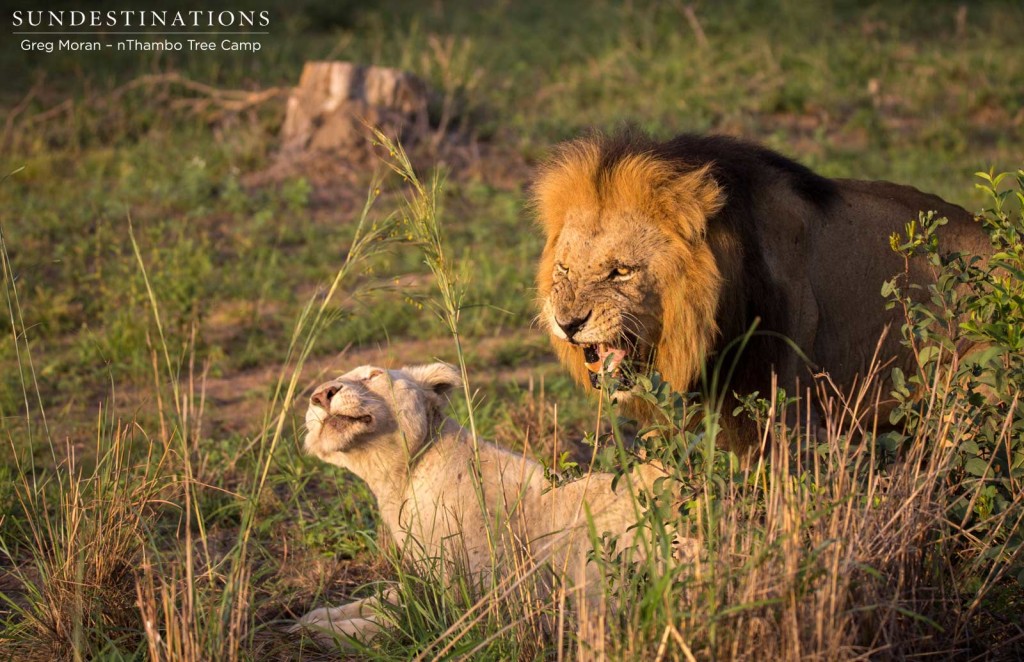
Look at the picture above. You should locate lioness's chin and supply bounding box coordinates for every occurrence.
[308,431,364,456]
[305,413,375,455]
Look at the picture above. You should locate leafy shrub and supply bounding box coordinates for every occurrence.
[884,170,1024,562]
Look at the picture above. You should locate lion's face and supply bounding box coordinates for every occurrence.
[542,212,682,388]
[304,363,460,466]
[535,140,724,395]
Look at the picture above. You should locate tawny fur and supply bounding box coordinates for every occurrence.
[293,362,681,645]
[536,149,724,401]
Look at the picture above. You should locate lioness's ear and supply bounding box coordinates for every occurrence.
[403,362,462,397]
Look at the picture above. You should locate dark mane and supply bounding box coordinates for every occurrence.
[592,127,839,212]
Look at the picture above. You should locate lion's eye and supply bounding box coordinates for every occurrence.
[366,369,384,380]
[609,266,634,281]
[554,262,569,276]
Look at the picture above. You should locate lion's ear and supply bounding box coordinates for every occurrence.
[403,362,462,397]
[664,164,724,241]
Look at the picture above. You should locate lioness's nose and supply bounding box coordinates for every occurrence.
[311,383,340,410]
[556,310,591,340]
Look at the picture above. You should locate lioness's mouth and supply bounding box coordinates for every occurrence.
[325,413,373,429]
[582,342,632,390]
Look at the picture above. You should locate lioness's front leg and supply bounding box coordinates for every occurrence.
[292,587,398,645]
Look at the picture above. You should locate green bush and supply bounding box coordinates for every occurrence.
[884,170,1024,561]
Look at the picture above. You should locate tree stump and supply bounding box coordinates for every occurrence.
[246,61,437,203]
[279,61,430,157]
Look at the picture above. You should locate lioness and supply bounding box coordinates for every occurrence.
[534,129,990,447]
[294,362,677,644]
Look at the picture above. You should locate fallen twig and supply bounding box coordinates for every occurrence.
[9,71,291,146]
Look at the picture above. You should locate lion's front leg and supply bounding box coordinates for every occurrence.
[291,587,398,646]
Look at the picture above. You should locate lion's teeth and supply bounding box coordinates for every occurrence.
[584,343,629,375]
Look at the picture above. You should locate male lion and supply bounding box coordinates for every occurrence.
[534,129,989,447]
[294,362,682,644]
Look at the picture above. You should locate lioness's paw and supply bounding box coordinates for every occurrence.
[291,608,381,647]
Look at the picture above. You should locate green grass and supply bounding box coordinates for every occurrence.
[1,1,1022,659]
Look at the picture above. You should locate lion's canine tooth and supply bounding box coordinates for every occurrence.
[583,344,602,373]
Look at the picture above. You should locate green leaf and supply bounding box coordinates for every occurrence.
[918,345,942,366]
[965,457,990,477]
[961,345,1006,369]
[877,431,904,453]
[891,367,905,389]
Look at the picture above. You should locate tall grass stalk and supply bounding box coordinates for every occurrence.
[371,129,480,451]
[128,183,396,660]
[371,130,505,571]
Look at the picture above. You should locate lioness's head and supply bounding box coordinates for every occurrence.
[304,363,461,468]
[534,132,726,397]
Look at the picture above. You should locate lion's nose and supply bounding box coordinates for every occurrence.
[311,383,340,410]
[556,310,592,341]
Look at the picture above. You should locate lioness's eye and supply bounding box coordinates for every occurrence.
[610,266,634,281]
[366,369,384,380]
[554,262,569,275]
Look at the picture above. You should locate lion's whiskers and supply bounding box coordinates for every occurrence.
[619,311,654,347]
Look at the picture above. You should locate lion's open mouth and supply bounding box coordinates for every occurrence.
[582,343,632,390]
